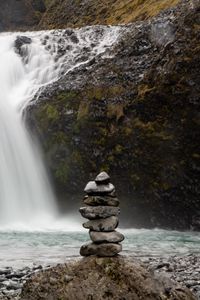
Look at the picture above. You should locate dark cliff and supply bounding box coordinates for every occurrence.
[0,0,180,31]
[39,0,180,29]
[0,0,46,31]
[26,0,200,230]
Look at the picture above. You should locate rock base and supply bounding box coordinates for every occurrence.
[20,256,196,300]
[80,243,122,257]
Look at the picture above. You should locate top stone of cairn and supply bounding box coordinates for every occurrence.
[84,172,114,195]
[84,181,115,195]
[95,171,110,185]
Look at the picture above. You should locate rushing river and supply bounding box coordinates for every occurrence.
[0,228,200,268]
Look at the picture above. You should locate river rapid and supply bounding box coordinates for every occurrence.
[0,228,199,268]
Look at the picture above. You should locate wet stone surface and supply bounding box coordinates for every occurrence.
[0,265,45,300]
[141,254,200,300]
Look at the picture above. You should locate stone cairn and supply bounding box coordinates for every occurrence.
[79,172,124,257]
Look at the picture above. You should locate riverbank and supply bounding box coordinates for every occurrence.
[0,254,199,299]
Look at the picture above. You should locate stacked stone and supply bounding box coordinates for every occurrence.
[79,172,124,257]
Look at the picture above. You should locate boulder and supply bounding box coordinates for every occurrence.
[89,230,124,243]
[83,195,119,207]
[79,206,120,219]
[14,36,32,56]
[80,243,122,257]
[20,257,196,300]
[83,216,119,231]
[84,181,115,195]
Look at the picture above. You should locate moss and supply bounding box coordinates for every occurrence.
[115,144,124,154]
[56,91,78,102]
[43,0,53,6]
[100,164,110,173]
[51,131,68,144]
[40,0,181,29]
[77,101,90,120]
[131,174,141,183]
[34,103,59,130]
[137,84,156,98]
[34,11,43,20]
[86,88,104,101]
[55,162,71,184]
[107,104,124,121]
[46,104,59,121]
[193,153,200,159]
[71,151,83,165]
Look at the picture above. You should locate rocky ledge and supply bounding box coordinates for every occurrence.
[19,256,196,300]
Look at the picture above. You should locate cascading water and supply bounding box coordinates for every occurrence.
[0,35,58,230]
[0,26,121,230]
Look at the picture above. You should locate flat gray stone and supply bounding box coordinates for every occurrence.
[79,206,120,220]
[84,181,115,195]
[83,216,119,232]
[83,195,119,207]
[89,230,124,243]
[80,243,122,257]
[95,172,110,184]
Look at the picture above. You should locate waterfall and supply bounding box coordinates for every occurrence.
[0,34,58,230]
[0,26,121,230]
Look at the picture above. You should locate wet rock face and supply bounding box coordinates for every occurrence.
[14,36,32,57]
[20,256,196,300]
[26,1,200,230]
[0,0,46,31]
[38,0,180,29]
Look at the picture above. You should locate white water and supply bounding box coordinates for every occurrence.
[0,27,121,230]
[0,35,58,230]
